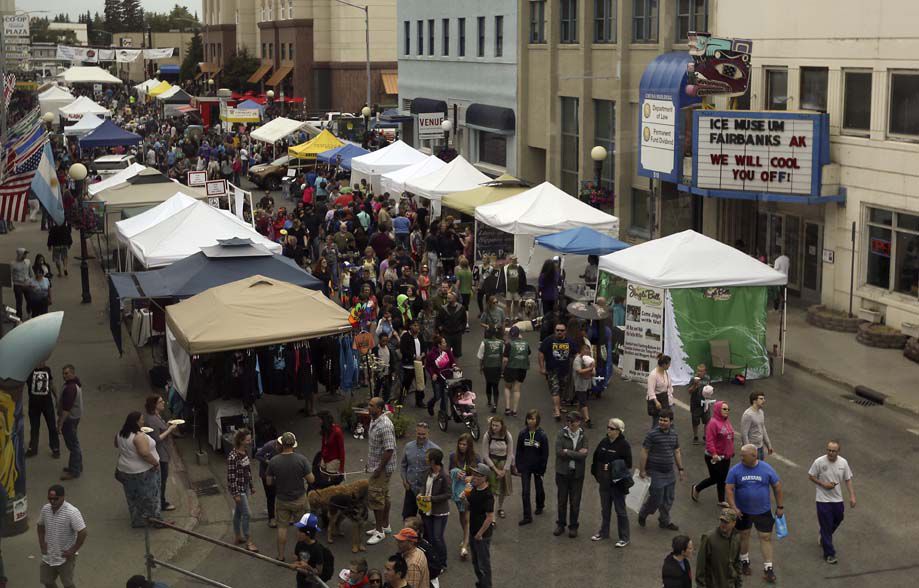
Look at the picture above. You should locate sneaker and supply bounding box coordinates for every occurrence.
[763,567,776,583]
[614,540,630,548]
[590,534,607,541]
[26,449,37,458]
[568,528,578,538]
[163,503,177,512]
[366,526,392,536]
[60,472,78,481]
[741,561,752,576]
[692,437,701,445]
[552,526,565,536]
[690,484,699,502]
[534,507,544,516]
[825,556,838,565]
[518,518,533,526]
[660,522,680,531]
[366,531,385,545]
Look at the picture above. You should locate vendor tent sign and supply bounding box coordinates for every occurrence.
[623,283,664,380]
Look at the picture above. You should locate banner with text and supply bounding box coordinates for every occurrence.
[622,282,665,380]
[417,112,445,139]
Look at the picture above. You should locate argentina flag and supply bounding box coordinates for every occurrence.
[30,143,65,225]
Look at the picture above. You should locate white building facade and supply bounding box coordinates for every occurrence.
[397,0,518,176]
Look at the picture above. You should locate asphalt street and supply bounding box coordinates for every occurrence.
[158,323,919,588]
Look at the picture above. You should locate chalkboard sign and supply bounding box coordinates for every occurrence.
[476,223,514,261]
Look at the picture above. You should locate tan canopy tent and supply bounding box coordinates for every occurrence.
[166,275,351,354]
[440,174,529,216]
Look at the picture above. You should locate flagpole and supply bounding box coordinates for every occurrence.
[1,20,8,184]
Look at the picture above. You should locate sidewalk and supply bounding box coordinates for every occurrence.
[767,304,919,413]
[2,221,201,585]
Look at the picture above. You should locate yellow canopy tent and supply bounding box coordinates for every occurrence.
[147,80,173,98]
[441,174,529,216]
[288,129,345,159]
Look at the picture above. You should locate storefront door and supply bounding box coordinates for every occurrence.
[802,221,823,303]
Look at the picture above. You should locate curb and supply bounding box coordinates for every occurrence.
[854,385,888,406]
[152,446,202,563]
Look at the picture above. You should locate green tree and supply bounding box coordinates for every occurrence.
[121,0,144,31]
[180,31,203,82]
[104,0,124,33]
[221,48,260,92]
[146,4,200,32]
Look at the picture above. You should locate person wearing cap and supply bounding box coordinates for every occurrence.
[502,325,530,417]
[688,364,713,445]
[266,432,315,561]
[695,509,743,588]
[590,417,632,547]
[292,513,326,588]
[393,527,429,588]
[495,255,527,321]
[554,411,589,538]
[467,462,495,588]
[11,247,34,319]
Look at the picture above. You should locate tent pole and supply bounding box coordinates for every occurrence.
[781,287,787,375]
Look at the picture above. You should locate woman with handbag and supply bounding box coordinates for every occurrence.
[590,417,632,547]
[646,354,674,429]
[448,433,481,560]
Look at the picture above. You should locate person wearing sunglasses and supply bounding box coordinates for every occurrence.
[590,418,632,547]
[692,400,735,508]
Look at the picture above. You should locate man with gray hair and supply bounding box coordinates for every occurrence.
[807,440,856,565]
[399,422,440,521]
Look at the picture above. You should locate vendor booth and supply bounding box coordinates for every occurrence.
[349,140,427,194]
[598,230,788,385]
[57,66,123,85]
[316,144,369,171]
[38,86,75,127]
[535,227,631,256]
[288,129,344,160]
[380,154,446,197]
[63,112,104,136]
[59,96,111,122]
[441,174,528,217]
[78,119,142,149]
[404,155,491,217]
[146,80,173,98]
[134,79,161,96]
[251,117,309,145]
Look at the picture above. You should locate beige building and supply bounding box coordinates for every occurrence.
[201,0,398,111]
[111,31,197,82]
[709,0,919,329]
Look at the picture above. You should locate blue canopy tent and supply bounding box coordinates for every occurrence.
[236,99,266,112]
[317,143,370,171]
[78,119,142,149]
[535,227,630,256]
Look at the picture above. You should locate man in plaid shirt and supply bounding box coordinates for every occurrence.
[366,397,396,545]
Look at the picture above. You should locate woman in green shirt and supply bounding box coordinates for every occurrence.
[455,255,474,311]
[502,326,531,417]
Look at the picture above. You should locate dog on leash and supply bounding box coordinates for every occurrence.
[308,478,369,553]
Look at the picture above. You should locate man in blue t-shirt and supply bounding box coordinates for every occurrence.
[726,444,783,584]
[538,323,577,422]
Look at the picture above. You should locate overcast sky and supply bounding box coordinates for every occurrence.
[28,0,201,20]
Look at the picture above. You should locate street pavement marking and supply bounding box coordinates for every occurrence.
[670,398,800,468]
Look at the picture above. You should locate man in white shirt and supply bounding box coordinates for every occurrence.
[807,441,855,565]
[38,484,87,588]
[772,252,790,310]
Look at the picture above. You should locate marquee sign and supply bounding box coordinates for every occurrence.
[692,111,829,197]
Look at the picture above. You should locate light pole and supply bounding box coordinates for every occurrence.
[361,105,372,134]
[208,77,215,96]
[280,89,286,116]
[67,163,92,304]
[590,145,607,191]
[267,89,275,116]
[331,0,371,115]
[42,111,55,131]
[440,119,452,148]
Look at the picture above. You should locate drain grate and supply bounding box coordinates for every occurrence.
[842,394,879,407]
[190,478,221,496]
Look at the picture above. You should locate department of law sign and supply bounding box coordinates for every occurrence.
[640,98,677,178]
[692,111,828,196]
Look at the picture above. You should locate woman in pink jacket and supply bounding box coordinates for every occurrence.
[691,400,734,507]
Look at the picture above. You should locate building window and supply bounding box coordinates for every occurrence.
[765,68,788,111]
[560,0,578,44]
[631,189,651,235]
[268,43,272,59]
[530,0,546,43]
[633,0,659,43]
[404,21,410,56]
[495,16,504,57]
[594,0,616,44]
[676,0,707,42]
[442,19,450,56]
[842,70,871,133]
[458,18,466,56]
[287,0,293,19]
[428,19,434,56]
[262,43,266,58]
[889,72,919,137]
[477,131,507,167]
[280,43,286,60]
[593,100,615,192]
[866,207,919,297]
[800,67,828,112]
[560,97,580,196]
[289,43,294,58]
[476,17,485,57]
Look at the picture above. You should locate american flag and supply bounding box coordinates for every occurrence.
[0,124,47,222]
[2,73,15,109]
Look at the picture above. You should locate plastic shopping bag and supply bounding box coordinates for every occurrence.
[775,513,788,539]
[625,469,651,514]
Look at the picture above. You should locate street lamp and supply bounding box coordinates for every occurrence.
[42,112,54,130]
[362,105,372,133]
[590,145,607,189]
[67,163,92,304]
[280,89,286,115]
[441,119,453,147]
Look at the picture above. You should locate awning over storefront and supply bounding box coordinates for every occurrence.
[410,97,448,115]
[248,62,273,84]
[466,103,515,134]
[381,70,398,95]
[266,64,294,87]
[159,65,180,75]
[198,62,220,74]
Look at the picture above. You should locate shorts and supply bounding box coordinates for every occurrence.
[504,291,521,302]
[275,494,310,526]
[504,368,527,383]
[368,471,392,511]
[40,558,76,586]
[691,408,711,428]
[546,371,571,397]
[51,245,69,263]
[574,389,589,408]
[736,510,775,533]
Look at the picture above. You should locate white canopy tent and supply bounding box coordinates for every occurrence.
[126,200,282,268]
[134,79,161,95]
[114,192,199,247]
[59,96,111,122]
[63,112,105,136]
[404,155,491,217]
[380,154,446,197]
[474,181,620,276]
[87,162,147,196]
[250,117,308,144]
[57,66,123,85]
[349,140,427,194]
[38,86,75,126]
[155,85,183,100]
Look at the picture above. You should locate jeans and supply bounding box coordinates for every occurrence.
[598,486,630,541]
[233,493,251,539]
[159,461,170,509]
[428,378,448,415]
[13,284,30,319]
[28,397,60,453]
[817,501,845,558]
[555,472,584,529]
[520,471,545,520]
[422,514,448,569]
[695,457,731,503]
[261,475,276,520]
[639,480,675,526]
[61,418,82,476]
[470,535,492,588]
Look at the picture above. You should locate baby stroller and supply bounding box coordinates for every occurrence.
[437,377,481,440]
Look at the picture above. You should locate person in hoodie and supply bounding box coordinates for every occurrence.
[514,409,549,526]
[590,417,632,547]
[692,400,735,507]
